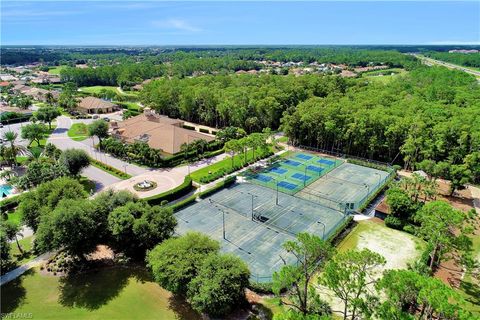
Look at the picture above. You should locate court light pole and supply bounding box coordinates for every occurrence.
[304,165,308,187]
[222,209,226,240]
[317,221,326,240]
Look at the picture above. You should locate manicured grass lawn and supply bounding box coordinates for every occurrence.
[1,267,199,319]
[114,101,142,112]
[190,148,271,183]
[10,236,36,266]
[276,136,288,143]
[67,123,89,141]
[79,86,119,95]
[48,66,67,75]
[89,158,132,180]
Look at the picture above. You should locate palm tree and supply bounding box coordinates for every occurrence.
[2,131,28,166]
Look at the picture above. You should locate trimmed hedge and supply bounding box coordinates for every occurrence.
[197,149,274,184]
[347,158,393,173]
[145,176,193,206]
[169,195,198,212]
[89,158,132,179]
[199,128,210,134]
[0,194,21,212]
[198,176,236,199]
[183,125,195,130]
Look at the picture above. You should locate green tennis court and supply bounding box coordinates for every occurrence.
[175,182,347,282]
[244,152,343,194]
[297,162,392,210]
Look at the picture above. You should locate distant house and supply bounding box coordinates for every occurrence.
[21,87,59,102]
[111,108,215,154]
[78,96,118,114]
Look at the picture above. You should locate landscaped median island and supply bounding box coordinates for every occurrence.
[88,157,132,180]
[67,123,89,141]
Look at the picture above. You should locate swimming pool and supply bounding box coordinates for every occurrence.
[0,184,13,198]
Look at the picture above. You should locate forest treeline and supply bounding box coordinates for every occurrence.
[424,51,480,68]
[139,67,480,182]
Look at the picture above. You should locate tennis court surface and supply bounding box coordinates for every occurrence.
[175,182,347,282]
[245,152,343,194]
[297,162,391,210]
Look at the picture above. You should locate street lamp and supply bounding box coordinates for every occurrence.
[317,221,326,240]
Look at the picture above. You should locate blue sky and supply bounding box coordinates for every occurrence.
[1,1,479,45]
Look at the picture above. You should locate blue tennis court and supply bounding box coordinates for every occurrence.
[291,173,311,181]
[269,167,288,175]
[318,159,335,166]
[307,165,323,173]
[255,174,273,183]
[278,181,298,190]
[284,159,301,167]
[296,153,313,160]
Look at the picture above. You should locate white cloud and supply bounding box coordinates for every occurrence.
[151,18,202,33]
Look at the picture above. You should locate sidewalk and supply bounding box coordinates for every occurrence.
[0,251,54,286]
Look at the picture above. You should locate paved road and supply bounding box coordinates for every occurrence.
[0,121,31,147]
[47,116,129,191]
[413,54,480,78]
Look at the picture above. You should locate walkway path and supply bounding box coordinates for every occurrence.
[0,251,55,286]
[468,184,480,214]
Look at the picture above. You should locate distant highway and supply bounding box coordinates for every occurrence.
[412,54,480,78]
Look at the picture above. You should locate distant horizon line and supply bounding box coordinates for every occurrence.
[2,44,480,48]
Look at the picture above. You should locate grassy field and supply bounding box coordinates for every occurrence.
[1,267,199,319]
[67,123,89,141]
[48,66,67,75]
[10,236,36,266]
[362,68,407,84]
[79,86,119,95]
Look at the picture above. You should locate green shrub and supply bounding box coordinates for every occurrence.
[0,195,21,212]
[183,125,195,130]
[89,158,131,179]
[385,216,404,230]
[145,176,193,205]
[198,176,236,199]
[169,195,198,212]
[199,128,210,134]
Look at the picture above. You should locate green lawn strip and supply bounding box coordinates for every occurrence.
[276,136,288,143]
[79,86,119,95]
[190,147,272,183]
[89,157,132,180]
[67,123,89,141]
[1,267,197,319]
[10,235,36,266]
[48,66,67,75]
